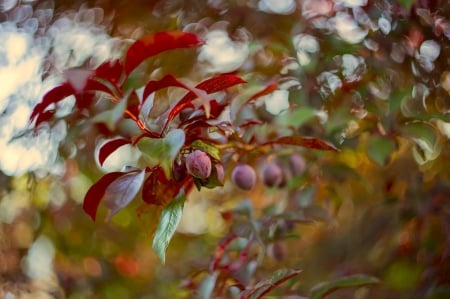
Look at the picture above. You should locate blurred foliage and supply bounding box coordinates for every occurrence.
[2,0,450,298]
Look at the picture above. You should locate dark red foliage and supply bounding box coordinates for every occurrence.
[83,171,125,221]
[30,83,75,123]
[263,136,340,152]
[98,138,131,166]
[95,59,124,85]
[124,31,204,75]
[164,74,247,130]
[141,167,188,206]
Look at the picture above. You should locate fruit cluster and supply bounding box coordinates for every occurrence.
[232,153,306,190]
[181,149,306,191]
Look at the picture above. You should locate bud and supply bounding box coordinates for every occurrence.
[186,150,212,179]
[232,164,256,191]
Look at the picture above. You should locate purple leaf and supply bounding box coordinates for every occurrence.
[103,169,146,221]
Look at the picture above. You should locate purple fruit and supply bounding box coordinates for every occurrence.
[262,162,283,187]
[232,164,256,191]
[289,153,306,176]
[186,150,212,179]
[215,163,225,183]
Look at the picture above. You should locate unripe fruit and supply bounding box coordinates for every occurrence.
[232,164,256,191]
[186,150,212,179]
[262,162,283,187]
[289,153,306,176]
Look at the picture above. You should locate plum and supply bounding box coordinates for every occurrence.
[186,150,212,179]
[262,162,283,187]
[232,164,256,191]
[289,153,306,176]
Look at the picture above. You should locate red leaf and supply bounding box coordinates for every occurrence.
[125,91,141,119]
[34,109,56,128]
[84,78,115,95]
[95,59,123,84]
[241,269,302,299]
[98,138,131,166]
[30,83,75,123]
[210,233,238,272]
[124,31,204,75]
[236,82,278,116]
[142,167,186,206]
[164,74,246,130]
[83,172,125,221]
[142,74,192,107]
[263,136,340,152]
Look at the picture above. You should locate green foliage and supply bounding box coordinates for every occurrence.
[152,190,186,263]
[310,274,380,299]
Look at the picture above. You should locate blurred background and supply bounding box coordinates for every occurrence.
[1,0,450,298]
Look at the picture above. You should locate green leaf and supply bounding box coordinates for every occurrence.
[152,190,186,263]
[137,129,186,177]
[278,107,316,127]
[366,136,396,166]
[191,140,221,161]
[310,274,380,299]
[398,0,415,10]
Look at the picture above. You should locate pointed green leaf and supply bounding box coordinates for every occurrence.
[137,129,186,177]
[310,274,380,299]
[152,190,186,263]
[191,140,221,161]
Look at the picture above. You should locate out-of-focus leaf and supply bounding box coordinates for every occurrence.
[30,83,75,123]
[124,31,203,75]
[164,74,246,129]
[240,268,302,299]
[198,272,218,299]
[152,190,186,263]
[103,169,146,221]
[263,136,339,152]
[237,82,278,115]
[191,140,221,161]
[64,68,93,92]
[366,135,396,166]
[92,96,127,131]
[310,274,380,299]
[83,172,125,221]
[278,107,317,127]
[402,121,442,164]
[210,233,239,272]
[98,138,131,167]
[398,0,415,10]
[137,129,186,177]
